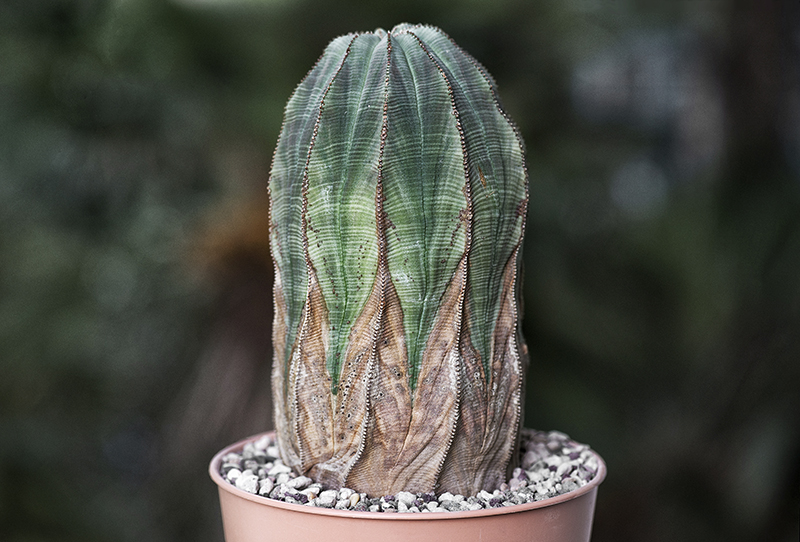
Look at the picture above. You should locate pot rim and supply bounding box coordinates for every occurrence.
[209,431,606,522]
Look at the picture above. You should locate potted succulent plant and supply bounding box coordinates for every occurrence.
[209,23,605,541]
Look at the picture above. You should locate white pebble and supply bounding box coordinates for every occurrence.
[235,471,259,494]
[338,488,354,500]
[300,487,319,499]
[556,461,575,477]
[545,455,562,467]
[287,476,312,489]
[317,490,337,507]
[258,478,274,496]
[226,468,242,481]
[396,491,416,507]
[268,464,292,476]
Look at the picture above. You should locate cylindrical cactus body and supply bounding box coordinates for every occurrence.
[269,23,528,497]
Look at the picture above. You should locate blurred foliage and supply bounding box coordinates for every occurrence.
[1,0,798,541]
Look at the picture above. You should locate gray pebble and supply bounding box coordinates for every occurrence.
[442,500,461,511]
[522,450,538,469]
[561,479,579,493]
[546,440,562,452]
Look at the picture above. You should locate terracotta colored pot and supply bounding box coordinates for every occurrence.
[209,432,606,542]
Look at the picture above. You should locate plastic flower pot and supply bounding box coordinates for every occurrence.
[209,432,606,542]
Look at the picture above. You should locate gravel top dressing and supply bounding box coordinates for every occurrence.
[219,429,599,513]
[219,429,600,513]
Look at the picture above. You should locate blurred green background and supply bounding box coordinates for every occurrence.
[1,0,798,540]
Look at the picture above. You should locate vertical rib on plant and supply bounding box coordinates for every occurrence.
[269,23,528,497]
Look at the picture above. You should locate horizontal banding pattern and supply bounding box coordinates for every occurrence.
[269,23,528,497]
